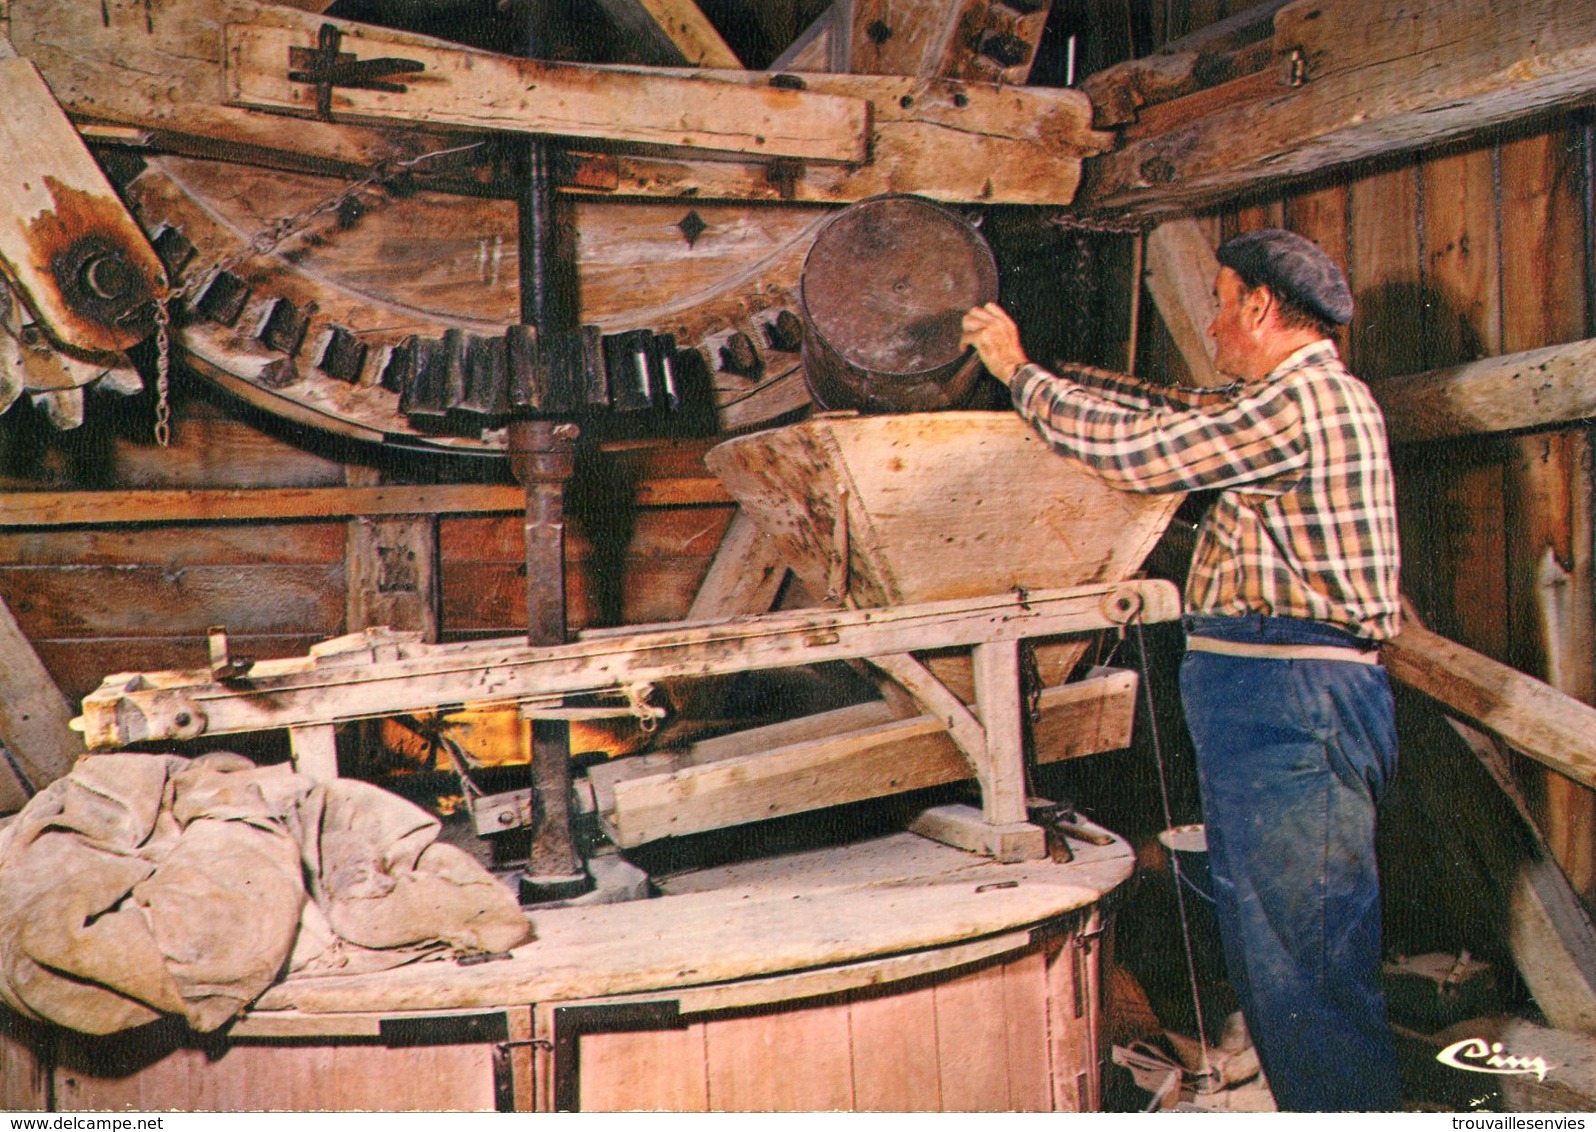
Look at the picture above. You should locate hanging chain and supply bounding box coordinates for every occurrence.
[152,299,172,448]
[146,140,485,447]
[1049,211,1146,236]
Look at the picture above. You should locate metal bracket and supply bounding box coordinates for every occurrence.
[207,624,253,682]
[288,23,425,122]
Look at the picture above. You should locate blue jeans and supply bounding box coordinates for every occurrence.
[1179,614,1400,1112]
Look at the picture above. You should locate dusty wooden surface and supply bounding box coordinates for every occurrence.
[248,828,1132,1015]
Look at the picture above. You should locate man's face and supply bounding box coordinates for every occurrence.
[1208,265,1261,381]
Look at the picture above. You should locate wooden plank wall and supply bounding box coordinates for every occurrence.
[0,387,731,710]
[1104,4,1596,903]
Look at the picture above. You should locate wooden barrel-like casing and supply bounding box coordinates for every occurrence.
[0,917,1104,1112]
[0,832,1127,1113]
[800,195,998,413]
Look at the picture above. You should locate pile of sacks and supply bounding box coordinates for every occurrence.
[0,752,532,1035]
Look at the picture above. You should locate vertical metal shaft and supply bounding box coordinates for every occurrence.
[513,0,586,898]
[510,419,582,888]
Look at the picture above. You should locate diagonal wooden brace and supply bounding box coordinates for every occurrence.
[868,645,1044,861]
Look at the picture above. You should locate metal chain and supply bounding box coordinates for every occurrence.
[153,300,172,448]
[1049,211,1146,235]
[146,140,485,446]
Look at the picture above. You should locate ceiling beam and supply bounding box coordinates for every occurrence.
[1077,0,1596,220]
[842,0,1054,83]
[225,17,867,164]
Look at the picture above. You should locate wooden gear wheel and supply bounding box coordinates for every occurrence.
[4,0,1107,450]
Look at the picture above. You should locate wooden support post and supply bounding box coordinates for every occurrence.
[770,7,835,71]
[1142,220,1221,387]
[907,639,1045,863]
[289,722,339,780]
[1500,128,1596,902]
[972,640,1028,828]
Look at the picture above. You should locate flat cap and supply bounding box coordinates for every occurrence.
[1216,228,1354,326]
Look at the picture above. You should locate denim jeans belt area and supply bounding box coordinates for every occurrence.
[1185,636,1382,665]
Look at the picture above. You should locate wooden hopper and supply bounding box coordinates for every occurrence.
[707,410,1185,696]
[707,410,1183,605]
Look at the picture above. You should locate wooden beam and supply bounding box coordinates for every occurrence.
[10,0,469,180]
[0,477,731,527]
[592,668,1138,846]
[1079,0,1288,127]
[0,56,167,354]
[225,18,868,164]
[1081,38,1275,129]
[13,0,1106,207]
[0,591,82,798]
[686,510,786,621]
[1384,617,1596,793]
[1447,718,1596,1033]
[592,0,742,68]
[74,580,1181,748]
[586,72,1108,205]
[845,0,1054,84]
[1142,219,1221,386]
[1078,0,1596,219]
[769,6,835,72]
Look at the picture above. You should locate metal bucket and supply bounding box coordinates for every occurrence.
[799,195,998,413]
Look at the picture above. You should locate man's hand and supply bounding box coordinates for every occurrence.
[960,302,1029,385]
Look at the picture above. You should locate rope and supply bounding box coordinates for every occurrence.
[1131,615,1215,1090]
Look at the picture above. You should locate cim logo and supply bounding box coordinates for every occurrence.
[1436,1037,1551,1082]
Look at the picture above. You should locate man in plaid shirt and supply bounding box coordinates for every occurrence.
[963,228,1401,1111]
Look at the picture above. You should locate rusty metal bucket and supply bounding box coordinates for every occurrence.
[799,195,998,413]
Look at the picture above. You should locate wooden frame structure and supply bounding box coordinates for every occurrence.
[76,578,1179,862]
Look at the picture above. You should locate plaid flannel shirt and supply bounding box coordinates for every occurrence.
[1009,340,1401,640]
